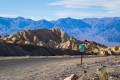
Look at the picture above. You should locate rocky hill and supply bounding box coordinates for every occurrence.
[0,28,79,56]
[1,28,119,56]
[0,41,80,56]
[3,28,78,50]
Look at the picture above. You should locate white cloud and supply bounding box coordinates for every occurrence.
[49,0,120,10]
[49,0,120,18]
[54,11,117,19]
[49,0,103,8]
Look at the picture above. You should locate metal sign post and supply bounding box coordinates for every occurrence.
[79,44,86,65]
[81,53,83,65]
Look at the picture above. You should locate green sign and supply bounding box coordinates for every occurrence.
[79,44,86,52]
[79,44,85,49]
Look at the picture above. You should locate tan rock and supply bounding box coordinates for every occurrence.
[64,74,77,80]
[11,37,17,42]
[25,41,31,45]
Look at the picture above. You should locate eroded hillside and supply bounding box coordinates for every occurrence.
[0,28,119,56]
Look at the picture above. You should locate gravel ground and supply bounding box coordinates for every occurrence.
[0,56,120,80]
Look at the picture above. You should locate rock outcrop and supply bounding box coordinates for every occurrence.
[0,28,119,56]
[3,28,78,50]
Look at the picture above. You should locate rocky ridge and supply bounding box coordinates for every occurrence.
[0,28,120,56]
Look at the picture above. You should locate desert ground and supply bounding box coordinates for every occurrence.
[0,56,120,80]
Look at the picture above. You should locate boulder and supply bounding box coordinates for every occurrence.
[64,74,77,80]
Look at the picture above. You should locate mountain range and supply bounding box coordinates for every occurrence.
[0,17,120,46]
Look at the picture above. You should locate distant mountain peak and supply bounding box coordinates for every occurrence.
[0,16,120,46]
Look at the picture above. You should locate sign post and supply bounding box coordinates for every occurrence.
[79,44,86,65]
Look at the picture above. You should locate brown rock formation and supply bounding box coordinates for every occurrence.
[3,28,78,50]
[1,28,119,55]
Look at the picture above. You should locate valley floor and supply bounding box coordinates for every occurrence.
[0,56,120,80]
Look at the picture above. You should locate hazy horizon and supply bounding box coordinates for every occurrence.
[0,0,120,20]
[0,16,120,21]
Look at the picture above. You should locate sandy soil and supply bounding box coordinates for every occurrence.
[0,56,120,80]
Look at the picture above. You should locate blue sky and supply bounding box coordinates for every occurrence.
[0,0,120,20]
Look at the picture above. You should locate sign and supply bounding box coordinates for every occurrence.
[79,44,86,52]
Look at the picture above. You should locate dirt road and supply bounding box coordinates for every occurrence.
[0,56,119,80]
